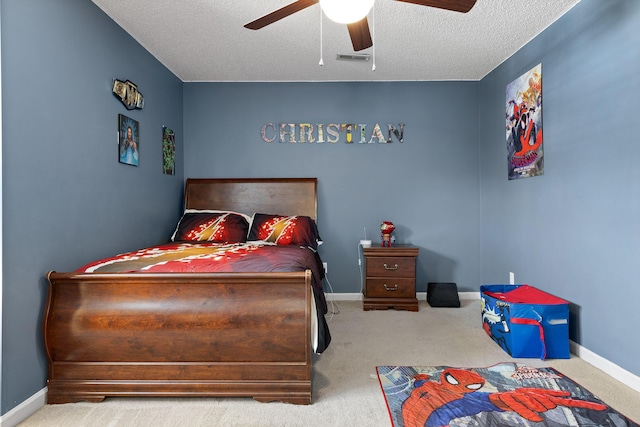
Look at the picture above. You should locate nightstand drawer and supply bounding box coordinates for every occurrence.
[366,257,416,278]
[365,278,415,298]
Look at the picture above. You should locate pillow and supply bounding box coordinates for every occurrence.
[171,211,249,243]
[183,209,251,223]
[248,213,321,249]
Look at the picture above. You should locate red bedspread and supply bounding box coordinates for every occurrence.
[79,242,319,275]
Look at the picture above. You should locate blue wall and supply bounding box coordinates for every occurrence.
[184,82,481,295]
[2,0,639,418]
[1,0,184,415]
[478,0,640,376]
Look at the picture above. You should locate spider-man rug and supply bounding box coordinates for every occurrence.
[376,363,638,427]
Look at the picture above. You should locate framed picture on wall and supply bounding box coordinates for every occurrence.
[162,126,175,175]
[118,114,139,166]
[506,63,543,180]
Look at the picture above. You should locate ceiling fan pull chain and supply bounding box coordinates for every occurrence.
[372,2,376,71]
[319,6,324,66]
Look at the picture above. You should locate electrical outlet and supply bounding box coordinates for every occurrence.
[509,272,515,285]
[323,262,328,274]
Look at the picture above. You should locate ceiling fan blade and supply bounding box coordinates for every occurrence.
[394,0,477,13]
[347,18,373,51]
[244,0,319,30]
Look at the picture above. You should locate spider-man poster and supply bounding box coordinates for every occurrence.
[506,64,543,180]
[377,363,638,427]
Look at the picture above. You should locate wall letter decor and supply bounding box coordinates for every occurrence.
[260,122,406,144]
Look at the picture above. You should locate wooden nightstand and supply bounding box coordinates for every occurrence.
[362,244,419,311]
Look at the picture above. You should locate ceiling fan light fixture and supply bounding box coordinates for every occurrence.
[320,0,374,24]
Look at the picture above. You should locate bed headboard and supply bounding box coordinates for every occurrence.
[184,178,318,220]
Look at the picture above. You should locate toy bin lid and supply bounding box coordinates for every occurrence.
[482,284,568,305]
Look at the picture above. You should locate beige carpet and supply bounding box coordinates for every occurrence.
[19,299,640,426]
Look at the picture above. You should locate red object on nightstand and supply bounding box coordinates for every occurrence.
[380,221,395,247]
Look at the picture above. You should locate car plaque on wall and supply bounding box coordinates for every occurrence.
[113,78,144,110]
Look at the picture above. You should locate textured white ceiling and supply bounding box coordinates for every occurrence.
[91,0,580,82]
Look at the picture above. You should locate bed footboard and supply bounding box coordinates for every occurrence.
[44,271,313,405]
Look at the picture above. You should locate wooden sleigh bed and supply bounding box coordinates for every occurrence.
[44,178,328,405]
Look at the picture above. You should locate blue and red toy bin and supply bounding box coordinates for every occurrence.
[480,284,570,359]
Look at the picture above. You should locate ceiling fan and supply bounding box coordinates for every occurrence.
[244,0,478,52]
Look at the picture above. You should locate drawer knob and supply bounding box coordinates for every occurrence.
[383,284,398,291]
[383,263,399,270]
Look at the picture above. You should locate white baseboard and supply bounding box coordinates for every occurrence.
[0,387,46,427]
[325,292,361,301]
[5,308,639,425]
[325,291,481,301]
[457,291,481,300]
[326,291,640,394]
[570,340,640,394]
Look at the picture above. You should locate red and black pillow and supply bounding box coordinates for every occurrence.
[248,213,321,249]
[171,210,250,243]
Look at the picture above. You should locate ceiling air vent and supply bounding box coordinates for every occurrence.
[336,53,370,62]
